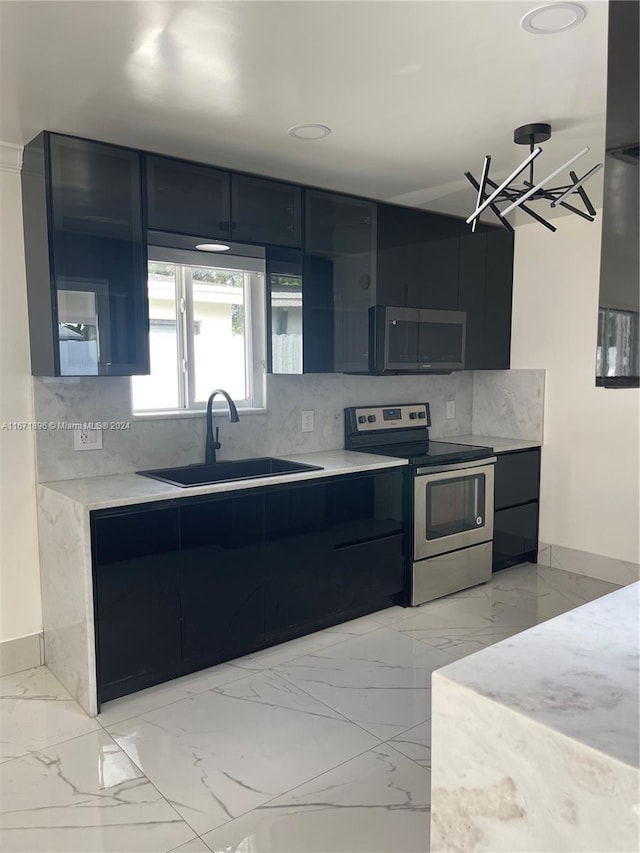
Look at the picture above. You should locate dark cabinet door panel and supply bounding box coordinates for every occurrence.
[304,191,376,373]
[231,174,301,247]
[47,134,148,376]
[146,155,231,238]
[377,204,460,310]
[492,503,539,571]
[494,449,541,510]
[458,224,487,369]
[263,481,333,632]
[333,533,405,608]
[483,229,514,369]
[93,507,181,700]
[180,493,265,666]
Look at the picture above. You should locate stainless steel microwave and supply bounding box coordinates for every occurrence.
[372,306,466,373]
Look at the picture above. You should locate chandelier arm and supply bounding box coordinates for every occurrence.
[568,170,597,217]
[557,200,595,222]
[471,156,491,233]
[500,147,590,217]
[550,164,603,210]
[483,176,555,230]
[466,147,542,224]
[464,172,515,233]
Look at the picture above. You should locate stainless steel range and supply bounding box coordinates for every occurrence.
[344,403,497,605]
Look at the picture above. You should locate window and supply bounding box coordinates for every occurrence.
[132,251,266,413]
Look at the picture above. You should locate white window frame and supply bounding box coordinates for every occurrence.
[133,247,266,415]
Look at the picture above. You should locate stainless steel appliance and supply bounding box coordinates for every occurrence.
[372,306,466,373]
[344,403,496,605]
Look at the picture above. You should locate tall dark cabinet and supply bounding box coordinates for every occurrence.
[304,190,377,373]
[22,132,148,376]
[458,222,514,370]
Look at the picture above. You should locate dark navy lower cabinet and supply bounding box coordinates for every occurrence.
[180,493,265,670]
[91,469,407,704]
[492,449,541,572]
[92,505,182,703]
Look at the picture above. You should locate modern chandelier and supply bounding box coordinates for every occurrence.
[465,122,603,233]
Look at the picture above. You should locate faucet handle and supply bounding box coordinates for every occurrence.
[215,426,220,444]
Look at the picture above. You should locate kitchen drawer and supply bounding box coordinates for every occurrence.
[492,503,539,572]
[494,448,541,510]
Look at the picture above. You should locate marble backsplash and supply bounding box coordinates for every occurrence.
[32,369,544,482]
[472,369,545,440]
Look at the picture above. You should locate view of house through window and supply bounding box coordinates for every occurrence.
[132,257,265,413]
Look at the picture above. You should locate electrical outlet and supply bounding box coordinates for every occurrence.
[73,427,103,451]
[446,401,456,419]
[301,410,314,433]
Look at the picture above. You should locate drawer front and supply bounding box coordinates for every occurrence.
[494,449,541,510]
[492,503,539,571]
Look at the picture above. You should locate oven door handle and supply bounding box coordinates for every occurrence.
[415,456,497,475]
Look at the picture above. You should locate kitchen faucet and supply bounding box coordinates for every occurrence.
[205,389,239,463]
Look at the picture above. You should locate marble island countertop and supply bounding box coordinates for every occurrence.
[37,449,408,511]
[430,581,640,852]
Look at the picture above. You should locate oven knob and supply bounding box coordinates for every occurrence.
[367,415,377,423]
[357,416,367,424]
[409,412,418,420]
[418,411,426,419]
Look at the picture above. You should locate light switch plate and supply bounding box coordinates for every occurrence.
[301,410,314,432]
[446,401,456,419]
[73,427,103,451]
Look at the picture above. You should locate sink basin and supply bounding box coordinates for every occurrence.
[137,457,324,487]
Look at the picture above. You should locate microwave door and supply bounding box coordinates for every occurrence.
[417,309,466,370]
[385,308,420,369]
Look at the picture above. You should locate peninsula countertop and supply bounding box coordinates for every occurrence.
[430,581,639,852]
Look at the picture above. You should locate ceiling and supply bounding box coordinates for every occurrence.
[0,1,609,221]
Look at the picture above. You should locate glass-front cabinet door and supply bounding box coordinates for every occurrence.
[48,135,148,375]
[304,190,377,373]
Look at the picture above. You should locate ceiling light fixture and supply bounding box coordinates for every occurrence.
[288,123,332,140]
[195,243,230,252]
[521,3,586,34]
[465,123,603,233]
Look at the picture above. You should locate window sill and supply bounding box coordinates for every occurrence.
[133,407,267,422]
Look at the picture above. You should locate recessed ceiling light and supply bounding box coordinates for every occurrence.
[288,124,332,140]
[521,2,586,34]
[195,243,230,252]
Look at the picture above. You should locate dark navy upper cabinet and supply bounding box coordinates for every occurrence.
[22,133,149,376]
[377,203,460,310]
[458,222,514,370]
[145,154,231,238]
[304,190,377,373]
[231,174,302,247]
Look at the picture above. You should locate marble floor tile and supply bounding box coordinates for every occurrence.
[106,670,380,836]
[97,656,264,727]
[402,624,524,660]
[274,628,455,740]
[200,744,431,853]
[0,667,101,763]
[246,615,383,668]
[0,729,196,853]
[168,839,212,853]
[387,719,432,770]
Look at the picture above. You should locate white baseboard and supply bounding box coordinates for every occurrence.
[0,633,44,676]
[537,542,639,586]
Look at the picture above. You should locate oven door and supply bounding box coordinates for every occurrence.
[413,457,496,560]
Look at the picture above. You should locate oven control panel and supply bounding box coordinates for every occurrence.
[349,403,431,432]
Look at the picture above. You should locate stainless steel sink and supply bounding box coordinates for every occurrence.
[137,457,324,487]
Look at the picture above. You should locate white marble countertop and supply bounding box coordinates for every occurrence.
[444,434,542,454]
[433,581,640,770]
[38,450,408,511]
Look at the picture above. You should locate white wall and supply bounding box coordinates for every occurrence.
[0,148,42,644]
[511,214,639,565]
